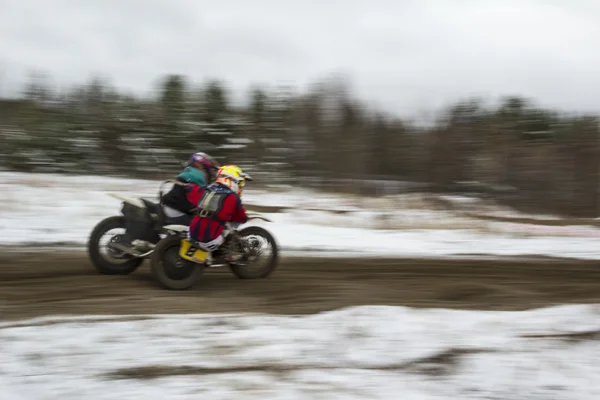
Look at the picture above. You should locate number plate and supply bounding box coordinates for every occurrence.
[179,239,208,263]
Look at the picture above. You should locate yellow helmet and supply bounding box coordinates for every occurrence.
[215,165,253,196]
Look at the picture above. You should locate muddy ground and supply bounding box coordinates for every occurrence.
[0,250,599,321]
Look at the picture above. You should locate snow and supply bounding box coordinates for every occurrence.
[256,211,600,259]
[2,171,599,399]
[0,305,599,399]
[2,171,600,259]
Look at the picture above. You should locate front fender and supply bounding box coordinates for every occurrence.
[246,211,273,222]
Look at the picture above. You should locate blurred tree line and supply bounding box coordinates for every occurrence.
[1,72,600,217]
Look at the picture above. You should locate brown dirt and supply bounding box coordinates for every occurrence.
[0,250,599,321]
[103,347,489,380]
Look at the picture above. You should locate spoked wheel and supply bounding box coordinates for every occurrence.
[150,235,204,290]
[88,216,144,275]
[228,226,279,279]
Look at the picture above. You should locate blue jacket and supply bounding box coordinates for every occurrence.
[177,166,207,187]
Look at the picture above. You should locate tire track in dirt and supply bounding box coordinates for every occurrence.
[0,250,599,321]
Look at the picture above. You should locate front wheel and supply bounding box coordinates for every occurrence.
[150,234,204,290]
[88,216,144,275]
[228,226,279,279]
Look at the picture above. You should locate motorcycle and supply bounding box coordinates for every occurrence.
[149,217,279,290]
[87,180,195,275]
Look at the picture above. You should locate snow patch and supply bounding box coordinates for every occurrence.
[1,305,599,399]
[2,172,600,259]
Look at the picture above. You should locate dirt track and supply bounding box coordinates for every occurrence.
[0,250,599,321]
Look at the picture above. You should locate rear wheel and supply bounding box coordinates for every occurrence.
[228,226,279,279]
[87,216,144,275]
[150,234,204,290]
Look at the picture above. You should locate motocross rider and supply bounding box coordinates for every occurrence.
[118,152,220,254]
[184,165,251,257]
[161,152,220,225]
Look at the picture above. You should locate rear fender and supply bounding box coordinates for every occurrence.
[163,224,189,232]
[108,193,145,209]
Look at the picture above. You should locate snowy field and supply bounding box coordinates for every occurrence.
[2,171,600,259]
[1,305,599,399]
[2,173,600,399]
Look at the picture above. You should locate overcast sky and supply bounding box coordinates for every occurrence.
[1,0,600,119]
